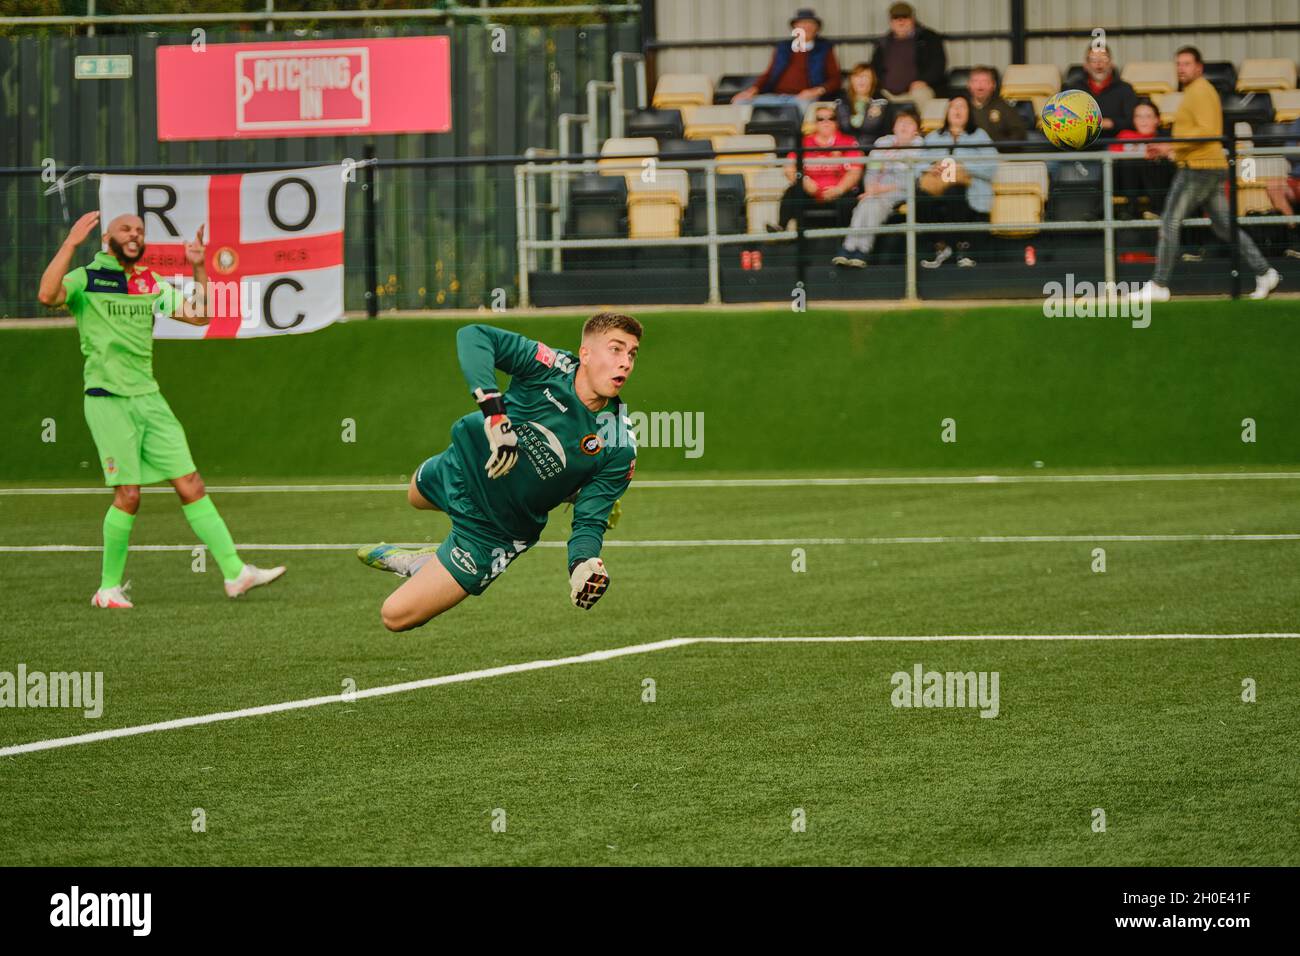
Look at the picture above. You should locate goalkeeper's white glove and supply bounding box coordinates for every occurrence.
[474,388,518,479]
[569,557,609,610]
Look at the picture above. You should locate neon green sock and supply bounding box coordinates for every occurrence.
[101,505,135,590]
[182,495,245,580]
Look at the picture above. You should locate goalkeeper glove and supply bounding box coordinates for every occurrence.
[569,557,609,610]
[474,387,518,479]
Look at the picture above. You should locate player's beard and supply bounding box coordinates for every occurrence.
[108,236,146,266]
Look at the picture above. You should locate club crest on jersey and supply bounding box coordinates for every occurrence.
[535,342,556,367]
[104,457,117,477]
[580,433,602,455]
[450,546,478,575]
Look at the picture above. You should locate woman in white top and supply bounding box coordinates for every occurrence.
[915,93,997,268]
[834,108,926,267]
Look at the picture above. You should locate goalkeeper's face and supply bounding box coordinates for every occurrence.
[580,329,639,399]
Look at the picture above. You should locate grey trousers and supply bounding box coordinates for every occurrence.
[1153,166,1270,286]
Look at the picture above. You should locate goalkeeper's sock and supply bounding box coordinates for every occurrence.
[182,495,245,580]
[101,505,136,590]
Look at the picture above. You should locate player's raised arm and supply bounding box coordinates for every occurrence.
[168,225,210,325]
[566,448,635,610]
[37,211,100,308]
[457,323,551,480]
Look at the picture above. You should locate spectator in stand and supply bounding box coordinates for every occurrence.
[1137,46,1278,301]
[732,7,841,107]
[834,108,926,267]
[869,2,946,106]
[967,66,1026,150]
[1109,99,1174,218]
[1064,44,1137,141]
[773,104,864,231]
[915,93,997,268]
[1262,115,1300,257]
[837,63,893,148]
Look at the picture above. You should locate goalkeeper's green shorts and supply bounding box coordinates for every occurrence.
[414,449,535,596]
[83,390,197,486]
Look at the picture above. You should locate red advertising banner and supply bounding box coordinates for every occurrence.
[156,36,450,140]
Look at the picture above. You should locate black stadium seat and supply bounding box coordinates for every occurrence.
[744,104,802,152]
[1251,121,1296,145]
[684,171,747,236]
[1063,64,1086,89]
[627,107,684,143]
[714,74,757,104]
[1048,159,1103,222]
[566,173,627,239]
[946,66,972,93]
[1202,61,1238,96]
[1220,91,1273,128]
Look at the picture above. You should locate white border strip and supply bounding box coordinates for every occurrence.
[3,533,1299,553]
[3,633,1298,759]
[3,471,1300,495]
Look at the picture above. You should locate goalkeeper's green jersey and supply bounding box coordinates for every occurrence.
[62,251,184,396]
[448,324,636,566]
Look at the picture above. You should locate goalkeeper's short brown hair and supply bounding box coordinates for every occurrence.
[583,311,643,341]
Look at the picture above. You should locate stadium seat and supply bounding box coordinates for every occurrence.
[1236,58,1296,93]
[684,171,747,236]
[1047,159,1103,222]
[1232,121,1288,216]
[1013,99,1039,131]
[1203,61,1238,96]
[920,97,949,133]
[1152,92,1182,126]
[991,162,1048,237]
[946,67,973,93]
[1251,121,1297,145]
[712,134,777,176]
[1221,92,1274,128]
[627,108,685,143]
[1122,61,1178,96]
[597,137,659,177]
[684,105,752,140]
[743,168,791,233]
[566,173,628,239]
[1063,64,1086,89]
[1270,89,1300,122]
[652,74,714,121]
[657,137,713,159]
[745,104,803,150]
[1000,64,1060,102]
[626,170,690,239]
[714,74,757,104]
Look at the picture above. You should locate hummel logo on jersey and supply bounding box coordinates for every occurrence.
[544,388,568,413]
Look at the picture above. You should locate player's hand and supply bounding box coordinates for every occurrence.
[474,387,518,479]
[66,211,100,247]
[184,225,206,267]
[569,557,609,610]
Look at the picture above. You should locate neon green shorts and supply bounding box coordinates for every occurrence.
[83,390,197,486]
[414,450,535,596]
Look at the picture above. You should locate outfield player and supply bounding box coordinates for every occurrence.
[358,314,640,631]
[37,211,286,608]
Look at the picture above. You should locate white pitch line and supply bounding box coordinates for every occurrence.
[3,532,1299,554]
[3,471,1300,495]
[3,632,1296,759]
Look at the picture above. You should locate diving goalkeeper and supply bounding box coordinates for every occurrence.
[358,313,641,631]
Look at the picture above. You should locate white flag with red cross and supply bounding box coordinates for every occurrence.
[97,164,347,338]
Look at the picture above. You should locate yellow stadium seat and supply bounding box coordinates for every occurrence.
[920,97,949,133]
[684,105,752,141]
[1271,89,1300,122]
[626,170,690,239]
[743,168,791,234]
[1122,61,1178,96]
[597,137,658,177]
[1000,64,1060,102]
[990,193,1043,237]
[713,134,777,176]
[1236,58,1296,93]
[652,73,714,114]
[993,162,1050,200]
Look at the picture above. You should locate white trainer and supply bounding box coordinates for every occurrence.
[1136,281,1171,303]
[91,583,133,609]
[224,563,287,598]
[1250,268,1280,300]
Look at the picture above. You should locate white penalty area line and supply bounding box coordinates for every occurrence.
[3,532,1300,554]
[3,471,1300,495]
[3,633,1298,759]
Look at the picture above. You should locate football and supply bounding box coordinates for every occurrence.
[1039,89,1103,150]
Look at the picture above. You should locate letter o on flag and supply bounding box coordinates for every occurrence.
[267,176,317,232]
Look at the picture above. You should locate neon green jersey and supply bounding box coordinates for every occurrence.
[62,251,184,396]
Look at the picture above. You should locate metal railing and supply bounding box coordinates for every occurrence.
[515,133,1300,306]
